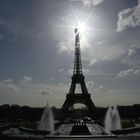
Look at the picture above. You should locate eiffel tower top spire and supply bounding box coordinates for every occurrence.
[73,26,83,75]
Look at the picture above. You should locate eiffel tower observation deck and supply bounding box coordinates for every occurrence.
[61,25,96,118]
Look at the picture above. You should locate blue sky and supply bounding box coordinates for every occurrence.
[0,0,140,107]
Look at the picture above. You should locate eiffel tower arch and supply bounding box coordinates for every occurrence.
[61,27,96,118]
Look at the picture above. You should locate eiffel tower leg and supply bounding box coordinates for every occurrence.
[85,99,97,119]
[81,81,88,94]
[62,96,73,111]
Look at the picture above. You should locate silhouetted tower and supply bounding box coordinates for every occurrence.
[62,26,96,118]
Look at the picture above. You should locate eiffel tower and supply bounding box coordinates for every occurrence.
[61,25,96,117]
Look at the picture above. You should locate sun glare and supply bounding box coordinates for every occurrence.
[78,22,87,33]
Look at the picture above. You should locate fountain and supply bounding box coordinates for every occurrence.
[38,104,54,133]
[105,106,122,131]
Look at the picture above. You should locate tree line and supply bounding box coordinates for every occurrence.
[0,104,140,122]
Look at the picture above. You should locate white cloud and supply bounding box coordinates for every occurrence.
[122,42,140,68]
[4,79,13,83]
[93,88,140,106]
[134,69,140,74]
[88,59,98,66]
[0,77,71,107]
[87,81,103,92]
[57,40,73,53]
[83,68,90,74]
[57,37,128,67]
[118,68,140,77]
[83,45,128,66]
[128,48,136,57]
[68,69,73,75]
[0,79,20,92]
[117,0,140,32]
[95,40,106,46]
[90,0,103,5]
[87,81,95,87]
[58,68,64,73]
[21,76,32,84]
[70,0,104,8]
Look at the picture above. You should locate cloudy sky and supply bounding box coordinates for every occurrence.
[0,0,140,107]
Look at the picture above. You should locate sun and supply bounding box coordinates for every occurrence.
[78,22,87,33]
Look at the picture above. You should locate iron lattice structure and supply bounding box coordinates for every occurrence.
[61,27,96,118]
[73,28,83,75]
